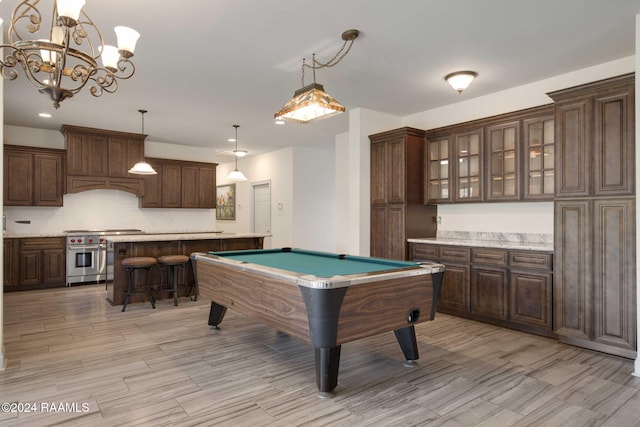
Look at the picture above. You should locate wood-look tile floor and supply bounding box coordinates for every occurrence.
[1,284,639,427]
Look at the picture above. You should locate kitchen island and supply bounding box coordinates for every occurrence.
[105,232,268,306]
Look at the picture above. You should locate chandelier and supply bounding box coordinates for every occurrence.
[0,0,140,108]
[274,29,359,124]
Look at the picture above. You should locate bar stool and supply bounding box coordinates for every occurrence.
[121,256,157,312]
[158,255,191,306]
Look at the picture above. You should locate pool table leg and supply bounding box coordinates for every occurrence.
[208,301,228,329]
[394,325,419,366]
[315,346,341,397]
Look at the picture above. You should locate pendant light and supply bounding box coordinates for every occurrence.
[227,125,248,182]
[128,109,157,175]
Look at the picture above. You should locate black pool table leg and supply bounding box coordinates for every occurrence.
[315,346,342,398]
[393,325,419,367]
[208,302,228,329]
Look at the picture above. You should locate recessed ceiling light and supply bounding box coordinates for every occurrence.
[38,113,52,118]
[228,138,236,142]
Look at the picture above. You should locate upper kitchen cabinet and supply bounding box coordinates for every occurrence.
[523,113,555,199]
[425,133,453,203]
[454,128,484,202]
[548,73,635,198]
[139,157,217,209]
[370,127,437,260]
[61,125,146,195]
[371,127,425,206]
[3,145,65,207]
[424,105,554,204]
[486,121,520,201]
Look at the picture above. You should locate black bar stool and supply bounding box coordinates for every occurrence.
[121,256,157,312]
[158,255,191,306]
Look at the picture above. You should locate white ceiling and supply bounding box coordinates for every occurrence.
[1,0,639,159]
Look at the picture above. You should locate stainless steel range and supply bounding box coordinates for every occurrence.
[65,229,144,286]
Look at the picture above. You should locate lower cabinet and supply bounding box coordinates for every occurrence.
[554,198,636,359]
[4,237,66,291]
[411,242,554,337]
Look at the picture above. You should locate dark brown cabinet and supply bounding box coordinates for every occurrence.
[4,237,66,291]
[554,198,636,358]
[61,125,145,195]
[486,122,520,201]
[454,128,484,202]
[523,114,555,199]
[410,242,554,337]
[424,105,554,204]
[549,74,636,359]
[369,128,437,260]
[3,145,65,206]
[140,158,217,209]
[550,74,635,198]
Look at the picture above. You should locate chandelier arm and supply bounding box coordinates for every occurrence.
[0,46,22,80]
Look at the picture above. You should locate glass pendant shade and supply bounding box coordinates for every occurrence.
[274,83,346,124]
[128,161,157,175]
[56,0,85,22]
[100,45,120,71]
[128,109,157,175]
[227,124,248,181]
[227,168,248,182]
[114,26,140,57]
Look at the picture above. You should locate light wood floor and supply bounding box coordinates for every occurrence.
[1,284,639,427]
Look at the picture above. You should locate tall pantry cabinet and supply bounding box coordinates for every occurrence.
[548,73,636,358]
[370,127,437,260]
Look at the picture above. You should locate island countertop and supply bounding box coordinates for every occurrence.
[104,232,271,243]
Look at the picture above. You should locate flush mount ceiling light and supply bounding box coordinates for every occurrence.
[445,71,478,94]
[274,29,359,124]
[128,109,157,175]
[227,125,248,182]
[0,0,140,108]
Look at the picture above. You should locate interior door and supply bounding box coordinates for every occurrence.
[252,181,271,235]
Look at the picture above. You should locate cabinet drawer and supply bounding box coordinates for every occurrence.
[411,243,438,261]
[472,248,508,266]
[20,237,65,250]
[438,245,471,263]
[509,251,553,271]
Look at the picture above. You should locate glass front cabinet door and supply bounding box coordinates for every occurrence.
[486,121,520,201]
[426,134,452,203]
[454,129,483,202]
[523,115,554,199]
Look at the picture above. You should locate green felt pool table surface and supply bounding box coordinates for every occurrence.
[208,248,419,278]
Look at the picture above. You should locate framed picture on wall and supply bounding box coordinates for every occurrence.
[216,184,236,220]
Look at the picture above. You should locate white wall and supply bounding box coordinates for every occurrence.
[634,14,640,378]
[1,17,6,371]
[292,146,336,252]
[216,144,337,252]
[216,147,295,249]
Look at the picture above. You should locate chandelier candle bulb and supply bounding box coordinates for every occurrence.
[115,26,140,57]
[56,0,85,23]
[100,45,120,72]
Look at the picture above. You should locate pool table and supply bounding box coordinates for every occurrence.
[191,248,444,396]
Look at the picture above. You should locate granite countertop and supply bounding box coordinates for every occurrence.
[408,231,554,252]
[4,232,66,238]
[104,232,271,243]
